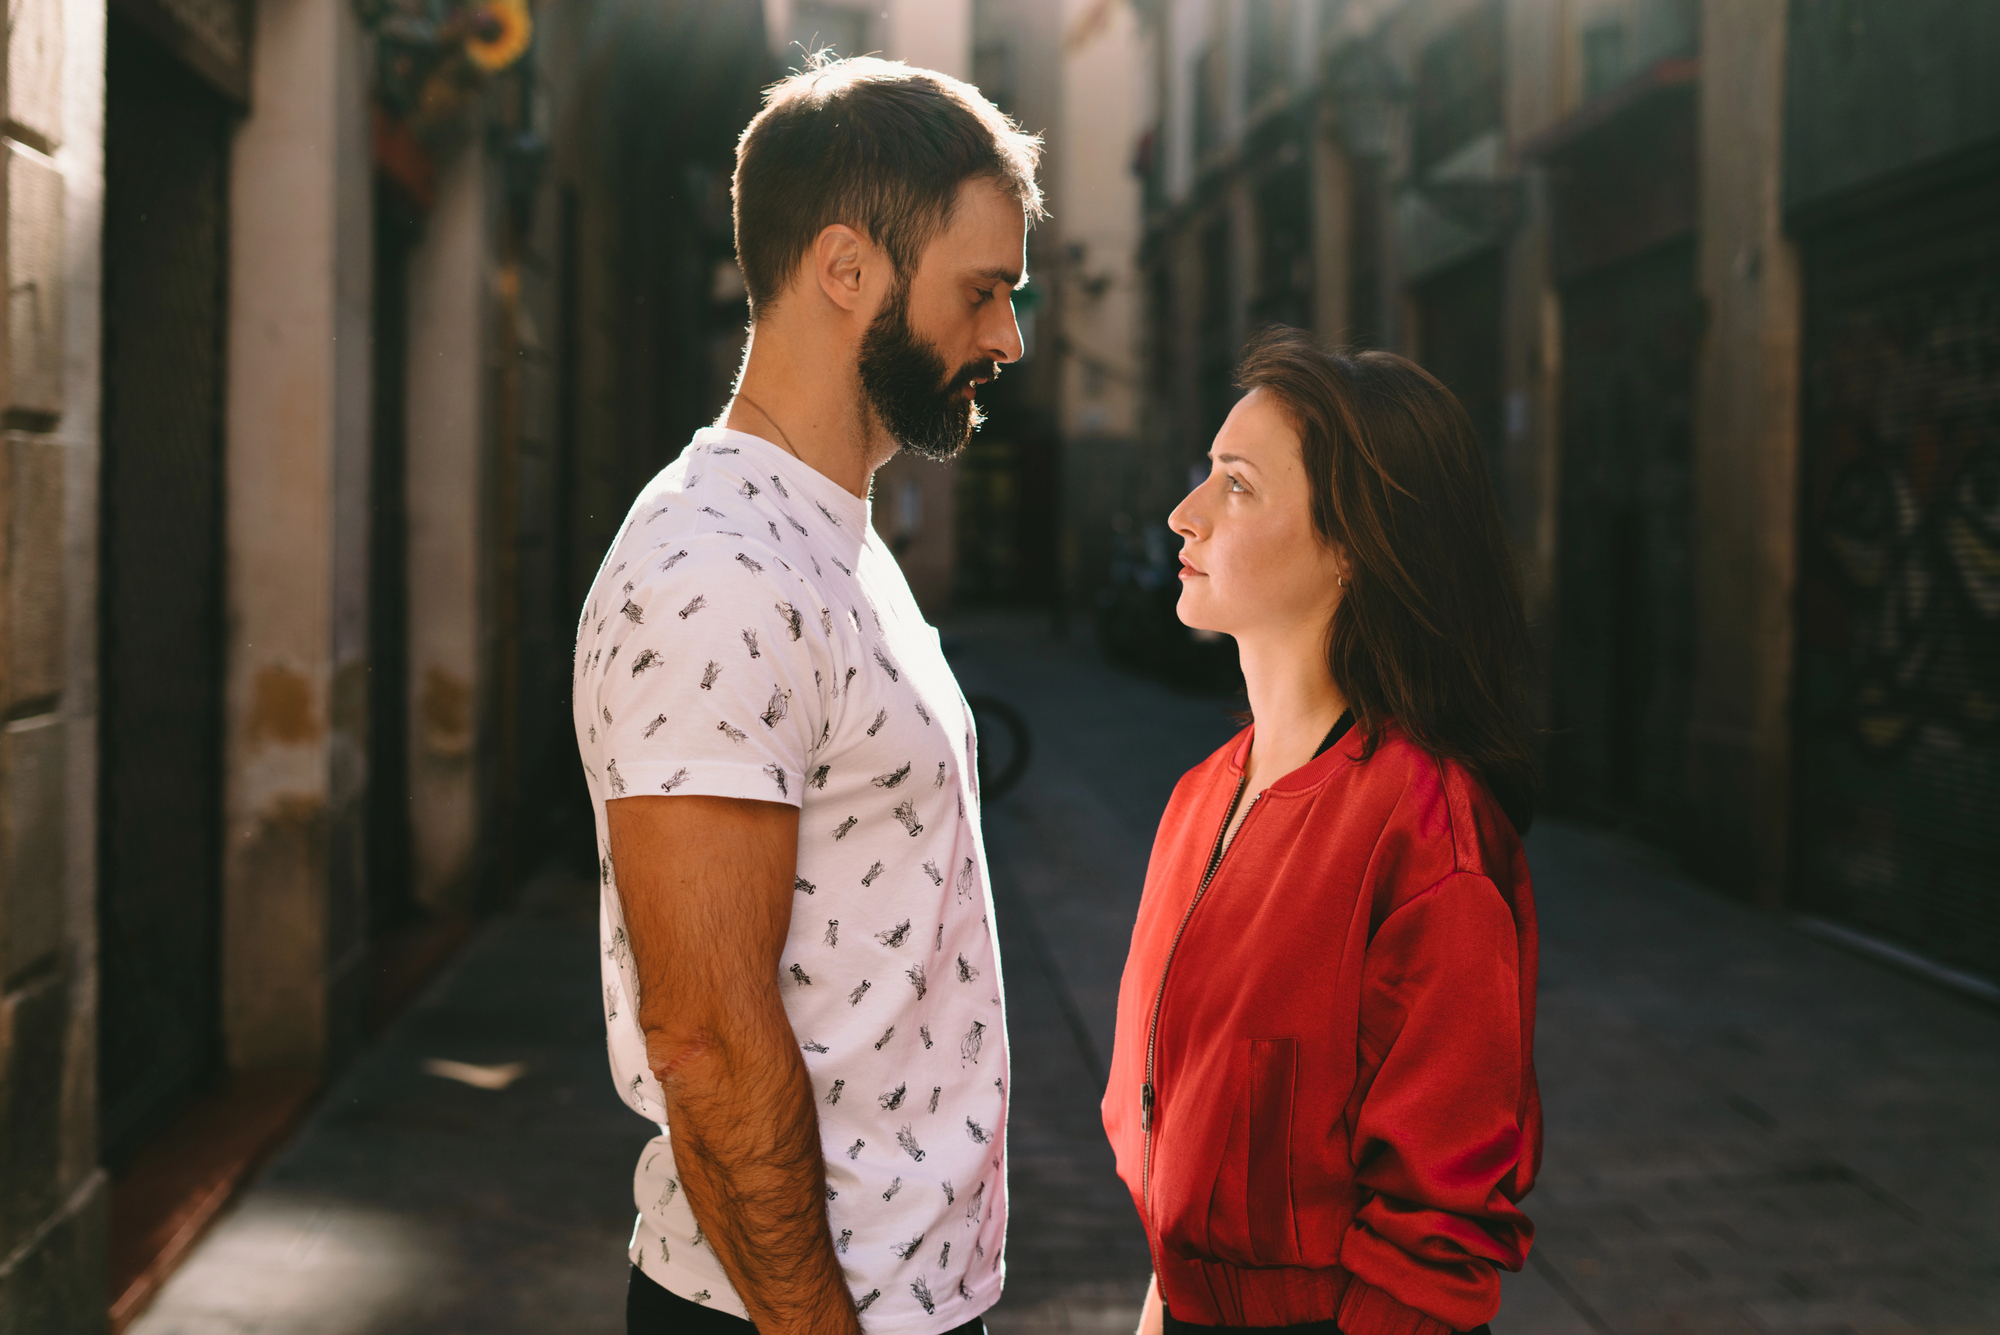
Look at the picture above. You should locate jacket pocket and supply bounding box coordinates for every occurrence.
[1247,1036,1299,1264]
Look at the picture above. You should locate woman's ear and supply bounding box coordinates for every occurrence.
[1328,542,1354,590]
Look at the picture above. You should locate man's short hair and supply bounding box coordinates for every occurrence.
[732,55,1045,317]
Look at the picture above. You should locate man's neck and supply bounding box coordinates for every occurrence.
[723,322,896,499]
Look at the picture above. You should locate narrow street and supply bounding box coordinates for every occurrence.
[129,617,2000,1335]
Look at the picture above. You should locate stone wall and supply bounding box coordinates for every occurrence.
[0,0,110,1319]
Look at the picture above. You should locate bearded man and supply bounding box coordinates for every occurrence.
[572,56,1042,1335]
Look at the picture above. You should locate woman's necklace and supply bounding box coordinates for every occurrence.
[734,392,805,463]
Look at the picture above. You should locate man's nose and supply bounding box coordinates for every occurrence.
[988,299,1025,365]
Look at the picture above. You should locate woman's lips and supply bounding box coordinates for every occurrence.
[1178,555,1204,579]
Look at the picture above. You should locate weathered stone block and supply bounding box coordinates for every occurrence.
[2,433,65,711]
[0,1157,106,1335]
[0,714,64,987]
[4,143,63,424]
[0,968,69,1259]
[5,0,64,153]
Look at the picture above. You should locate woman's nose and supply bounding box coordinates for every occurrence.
[1168,486,1203,540]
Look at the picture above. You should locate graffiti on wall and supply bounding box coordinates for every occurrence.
[1797,247,2000,976]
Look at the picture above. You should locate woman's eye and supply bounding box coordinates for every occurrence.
[1226,475,1248,493]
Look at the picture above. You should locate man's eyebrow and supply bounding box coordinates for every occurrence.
[970,266,1025,288]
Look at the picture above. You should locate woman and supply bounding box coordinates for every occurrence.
[1102,328,1541,1335]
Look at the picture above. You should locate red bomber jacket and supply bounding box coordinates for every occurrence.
[1101,724,1541,1335]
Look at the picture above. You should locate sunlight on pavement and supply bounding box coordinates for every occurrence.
[422,1058,530,1090]
[127,1193,441,1335]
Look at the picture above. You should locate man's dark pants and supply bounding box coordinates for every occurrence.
[627,1266,988,1335]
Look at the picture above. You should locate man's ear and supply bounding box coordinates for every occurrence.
[812,224,869,312]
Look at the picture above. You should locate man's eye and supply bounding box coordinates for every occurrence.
[973,289,993,304]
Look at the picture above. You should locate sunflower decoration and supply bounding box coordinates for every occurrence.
[360,0,535,207]
[464,0,532,73]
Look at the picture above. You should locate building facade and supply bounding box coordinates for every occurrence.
[2,0,774,1324]
[1132,0,1999,981]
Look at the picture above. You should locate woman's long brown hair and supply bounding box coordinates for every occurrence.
[1236,326,1538,832]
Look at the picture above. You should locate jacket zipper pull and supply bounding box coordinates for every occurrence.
[1141,1081,1154,1131]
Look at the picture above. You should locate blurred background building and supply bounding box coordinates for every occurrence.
[1129,0,1999,978]
[1,0,1996,1329]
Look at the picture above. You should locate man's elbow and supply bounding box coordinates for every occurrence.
[643,1024,720,1096]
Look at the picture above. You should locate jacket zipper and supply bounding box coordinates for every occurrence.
[1140,772,1253,1211]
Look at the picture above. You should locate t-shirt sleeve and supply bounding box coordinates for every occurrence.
[584,535,834,807]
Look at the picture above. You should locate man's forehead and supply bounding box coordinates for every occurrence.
[938,180,1027,247]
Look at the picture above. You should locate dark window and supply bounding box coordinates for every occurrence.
[1582,20,1627,101]
[1583,0,1698,104]
[786,1,869,61]
[1412,0,1503,174]
[1346,156,1385,346]
[1245,0,1293,111]
[972,36,1016,118]
[1150,263,1175,400]
[1199,214,1235,441]
[1194,41,1226,159]
[1252,152,1312,330]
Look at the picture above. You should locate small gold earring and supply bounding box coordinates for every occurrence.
[1337,575,1349,588]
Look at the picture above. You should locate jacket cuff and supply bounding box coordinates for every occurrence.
[1336,1274,1459,1335]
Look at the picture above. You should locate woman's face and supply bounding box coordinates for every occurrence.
[1169,389,1347,642]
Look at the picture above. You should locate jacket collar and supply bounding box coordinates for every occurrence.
[1225,721,1373,794]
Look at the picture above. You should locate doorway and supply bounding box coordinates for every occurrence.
[368,179,421,940]
[96,12,235,1167]
[1548,238,1699,830]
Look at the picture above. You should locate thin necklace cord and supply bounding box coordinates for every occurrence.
[733,392,805,463]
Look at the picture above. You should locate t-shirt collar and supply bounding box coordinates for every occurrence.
[692,425,871,531]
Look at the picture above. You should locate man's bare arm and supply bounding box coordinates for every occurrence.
[607,794,858,1335]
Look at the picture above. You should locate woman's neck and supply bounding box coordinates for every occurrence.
[1236,631,1349,792]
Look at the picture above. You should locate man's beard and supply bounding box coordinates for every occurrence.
[857,281,997,463]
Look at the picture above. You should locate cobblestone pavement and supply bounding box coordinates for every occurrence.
[131,614,1999,1335]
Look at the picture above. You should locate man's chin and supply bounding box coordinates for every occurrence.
[896,404,981,463]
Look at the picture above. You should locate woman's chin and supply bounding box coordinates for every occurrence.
[1175,593,1222,635]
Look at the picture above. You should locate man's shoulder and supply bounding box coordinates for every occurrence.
[586,445,861,646]
[605,530,819,625]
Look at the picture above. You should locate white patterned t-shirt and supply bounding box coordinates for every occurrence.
[573,426,1008,1334]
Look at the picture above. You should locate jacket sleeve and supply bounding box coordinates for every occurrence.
[1336,871,1533,1335]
